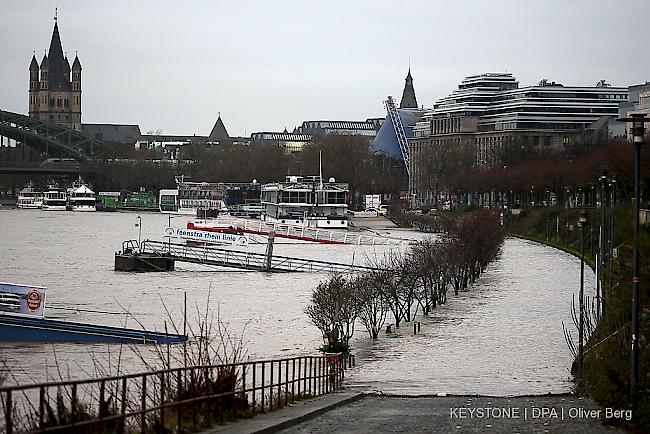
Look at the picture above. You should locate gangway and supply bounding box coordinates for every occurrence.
[188,217,411,246]
[138,240,378,273]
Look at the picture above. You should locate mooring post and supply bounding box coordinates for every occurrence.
[265,231,275,270]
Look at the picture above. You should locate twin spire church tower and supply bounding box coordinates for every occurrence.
[28,13,82,131]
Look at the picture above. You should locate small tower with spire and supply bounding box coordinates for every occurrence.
[29,52,40,116]
[399,66,418,109]
[71,53,82,131]
[29,10,82,131]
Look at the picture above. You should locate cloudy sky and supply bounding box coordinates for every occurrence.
[1,0,648,137]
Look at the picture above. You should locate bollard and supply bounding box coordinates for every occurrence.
[418,322,421,333]
[413,323,417,334]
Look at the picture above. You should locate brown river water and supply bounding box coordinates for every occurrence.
[0,209,594,396]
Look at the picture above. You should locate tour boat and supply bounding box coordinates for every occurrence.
[159,176,262,217]
[17,183,43,209]
[42,185,68,211]
[260,176,349,228]
[69,184,96,212]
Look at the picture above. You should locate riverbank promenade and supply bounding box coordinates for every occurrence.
[207,393,626,433]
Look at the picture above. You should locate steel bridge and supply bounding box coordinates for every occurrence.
[0,109,107,161]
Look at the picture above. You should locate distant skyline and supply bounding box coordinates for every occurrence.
[1,0,649,137]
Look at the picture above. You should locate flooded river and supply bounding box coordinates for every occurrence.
[0,209,594,396]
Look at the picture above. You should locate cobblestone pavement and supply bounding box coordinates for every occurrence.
[280,395,628,433]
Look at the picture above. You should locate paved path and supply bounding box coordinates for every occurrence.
[279,395,628,434]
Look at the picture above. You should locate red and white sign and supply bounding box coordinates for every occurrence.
[0,282,47,318]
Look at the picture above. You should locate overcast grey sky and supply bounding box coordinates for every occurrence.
[1,0,648,137]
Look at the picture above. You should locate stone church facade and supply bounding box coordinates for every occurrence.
[29,18,81,131]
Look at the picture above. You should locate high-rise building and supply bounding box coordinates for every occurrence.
[410,73,628,203]
[29,15,81,131]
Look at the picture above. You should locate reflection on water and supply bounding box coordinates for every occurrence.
[0,209,593,396]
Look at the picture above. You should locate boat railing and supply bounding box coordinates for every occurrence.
[199,216,410,245]
[0,353,355,434]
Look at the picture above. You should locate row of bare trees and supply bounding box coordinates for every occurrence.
[305,210,504,352]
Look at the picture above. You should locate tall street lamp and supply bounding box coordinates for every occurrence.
[617,113,648,403]
[136,215,142,247]
[577,210,588,381]
[598,174,607,318]
[608,177,616,303]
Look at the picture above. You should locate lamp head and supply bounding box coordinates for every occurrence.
[577,211,588,228]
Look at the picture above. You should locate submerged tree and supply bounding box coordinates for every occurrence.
[304,273,357,353]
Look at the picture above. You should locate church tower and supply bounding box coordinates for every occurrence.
[28,53,40,116]
[29,12,81,131]
[399,68,418,109]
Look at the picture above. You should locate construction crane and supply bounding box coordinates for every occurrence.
[384,96,411,178]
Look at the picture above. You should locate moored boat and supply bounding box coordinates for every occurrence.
[260,175,349,228]
[42,184,68,211]
[17,182,43,209]
[69,184,96,212]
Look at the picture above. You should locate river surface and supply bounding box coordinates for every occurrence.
[0,209,594,396]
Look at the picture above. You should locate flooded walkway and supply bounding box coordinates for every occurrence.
[347,238,596,396]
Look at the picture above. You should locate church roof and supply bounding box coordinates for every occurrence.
[208,116,230,142]
[30,54,39,70]
[400,68,418,109]
[46,22,72,91]
[72,54,81,70]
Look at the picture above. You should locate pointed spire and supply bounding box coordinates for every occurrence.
[30,52,39,70]
[399,65,418,109]
[41,50,48,67]
[46,17,72,91]
[208,114,230,143]
[72,51,82,71]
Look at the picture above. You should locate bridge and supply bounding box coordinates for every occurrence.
[0,109,107,161]
[121,239,378,273]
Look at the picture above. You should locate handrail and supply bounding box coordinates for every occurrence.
[140,240,377,273]
[190,217,410,246]
[0,354,355,433]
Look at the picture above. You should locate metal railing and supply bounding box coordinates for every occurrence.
[0,354,355,434]
[191,217,410,245]
[140,240,378,273]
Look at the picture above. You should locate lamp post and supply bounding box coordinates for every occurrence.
[577,210,588,381]
[565,187,571,246]
[136,215,142,247]
[598,174,607,318]
[608,177,616,302]
[617,113,648,403]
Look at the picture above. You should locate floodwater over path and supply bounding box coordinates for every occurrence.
[347,238,595,396]
[0,209,594,396]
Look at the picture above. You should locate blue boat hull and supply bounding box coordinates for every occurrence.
[0,315,187,344]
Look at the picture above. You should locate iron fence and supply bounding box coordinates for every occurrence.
[0,353,355,434]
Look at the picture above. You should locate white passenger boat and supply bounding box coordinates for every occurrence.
[260,176,349,228]
[159,176,262,216]
[69,184,96,212]
[17,183,43,209]
[42,185,68,211]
